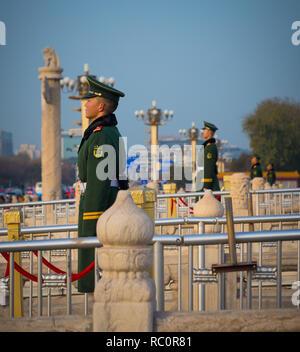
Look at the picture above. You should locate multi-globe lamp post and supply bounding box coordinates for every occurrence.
[60,64,115,135]
[179,122,200,188]
[135,101,174,181]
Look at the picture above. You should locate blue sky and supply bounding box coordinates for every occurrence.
[1,0,300,153]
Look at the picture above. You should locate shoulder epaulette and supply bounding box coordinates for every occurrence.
[93,126,103,133]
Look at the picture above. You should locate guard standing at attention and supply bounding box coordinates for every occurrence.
[77,76,128,293]
[250,154,263,179]
[266,163,276,186]
[199,121,220,192]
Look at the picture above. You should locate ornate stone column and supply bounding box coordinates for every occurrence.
[193,189,224,233]
[38,47,63,201]
[230,173,250,218]
[251,177,265,216]
[93,190,155,332]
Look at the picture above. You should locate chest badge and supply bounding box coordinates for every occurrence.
[93,145,103,158]
[207,152,212,159]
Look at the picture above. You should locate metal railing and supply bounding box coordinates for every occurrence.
[155,190,229,218]
[0,199,76,227]
[154,213,300,311]
[0,236,100,318]
[1,187,300,224]
[251,188,300,215]
[0,213,300,317]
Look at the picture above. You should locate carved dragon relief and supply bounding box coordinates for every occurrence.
[42,47,61,68]
[41,76,51,104]
[40,47,62,103]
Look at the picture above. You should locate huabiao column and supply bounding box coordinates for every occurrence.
[38,47,63,200]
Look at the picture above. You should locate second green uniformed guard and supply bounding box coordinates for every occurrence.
[250,154,263,179]
[199,121,220,192]
[266,163,276,186]
[77,76,128,293]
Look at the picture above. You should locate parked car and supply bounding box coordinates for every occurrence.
[25,187,39,200]
[62,185,75,199]
[35,182,42,197]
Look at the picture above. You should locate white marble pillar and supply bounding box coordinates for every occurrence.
[93,190,155,332]
[38,47,63,201]
[193,189,224,233]
[230,173,250,217]
[251,177,265,216]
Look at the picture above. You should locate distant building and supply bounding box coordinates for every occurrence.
[61,128,81,162]
[16,144,41,159]
[158,134,187,150]
[219,141,250,161]
[0,130,13,157]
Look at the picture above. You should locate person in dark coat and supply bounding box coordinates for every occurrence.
[77,76,128,293]
[250,154,263,179]
[266,163,276,186]
[199,121,220,192]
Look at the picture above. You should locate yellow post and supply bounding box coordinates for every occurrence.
[163,183,177,218]
[142,188,157,221]
[223,175,231,191]
[4,210,23,318]
[130,187,145,210]
[130,187,156,278]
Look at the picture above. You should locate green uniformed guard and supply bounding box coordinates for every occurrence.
[200,121,220,192]
[77,76,128,293]
[250,154,263,179]
[266,163,276,186]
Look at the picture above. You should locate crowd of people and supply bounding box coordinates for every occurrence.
[0,185,75,204]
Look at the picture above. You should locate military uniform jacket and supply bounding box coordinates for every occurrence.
[201,138,220,191]
[267,169,276,186]
[77,113,126,292]
[250,162,263,179]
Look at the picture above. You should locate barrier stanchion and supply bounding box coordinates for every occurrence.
[130,187,156,279]
[4,210,23,318]
[163,183,177,218]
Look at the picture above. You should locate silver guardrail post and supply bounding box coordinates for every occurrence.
[37,250,43,316]
[154,241,164,311]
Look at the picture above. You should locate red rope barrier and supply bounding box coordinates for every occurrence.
[170,197,194,215]
[170,197,195,215]
[178,197,189,207]
[4,262,9,278]
[33,251,64,275]
[1,252,95,283]
[71,261,94,282]
[171,198,175,215]
[32,251,95,282]
[179,197,194,214]
[1,252,38,282]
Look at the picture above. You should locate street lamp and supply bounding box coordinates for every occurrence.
[60,64,115,135]
[179,122,201,187]
[135,100,174,146]
[135,101,174,181]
